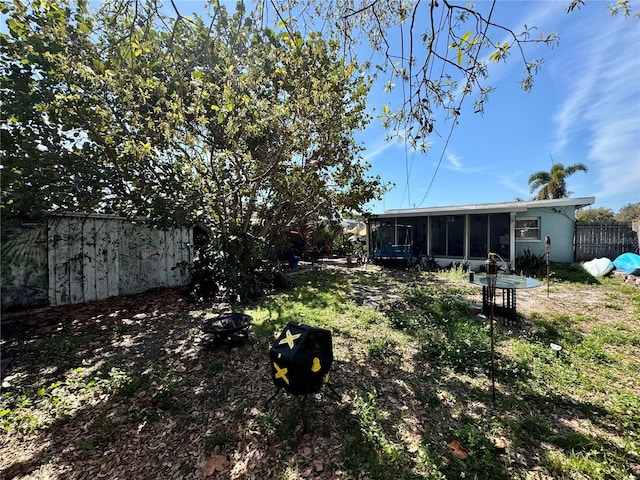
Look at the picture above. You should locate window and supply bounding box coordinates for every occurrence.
[430,215,464,257]
[447,215,465,257]
[469,214,488,258]
[490,213,510,257]
[516,217,540,241]
[470,213,510,260]
[431,216,446,255]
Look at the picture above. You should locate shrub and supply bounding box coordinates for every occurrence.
[515,248,546,276]
[189,232,290,304]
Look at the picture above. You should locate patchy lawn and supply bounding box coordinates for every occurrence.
[1,263,639,479]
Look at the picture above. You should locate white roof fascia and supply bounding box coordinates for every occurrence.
[373,197,595,219]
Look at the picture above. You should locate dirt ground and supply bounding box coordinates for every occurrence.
[496,271,639,330]
[1,263,638,479]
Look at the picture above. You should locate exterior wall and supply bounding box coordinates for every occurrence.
[1,223,49,310]
[515,205,576,263]
[2,215,193,310]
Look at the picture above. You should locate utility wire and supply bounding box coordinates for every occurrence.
[418,1,496,207]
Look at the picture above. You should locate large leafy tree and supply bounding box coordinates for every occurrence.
[576,207,615,223]
[1,0,386,238]
[527,162,588,200]
[168,4,383,241]
[0,0,107,218]
[615,203,640,222]
[0,0,195,222]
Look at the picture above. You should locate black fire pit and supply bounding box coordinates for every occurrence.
[201,312,252,345]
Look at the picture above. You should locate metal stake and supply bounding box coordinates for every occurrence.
[545,236,551,298]
[485,254,498,403]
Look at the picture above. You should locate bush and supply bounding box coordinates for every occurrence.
[189,232,290,304]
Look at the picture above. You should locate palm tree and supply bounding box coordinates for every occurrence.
[528,162,588,200]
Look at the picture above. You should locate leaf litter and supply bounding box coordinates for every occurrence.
[1,265,639,479]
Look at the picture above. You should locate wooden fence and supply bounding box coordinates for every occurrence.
[1,214,192,310]
[574,222,639,262]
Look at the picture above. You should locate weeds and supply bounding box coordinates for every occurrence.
[0,366,100,434]
[2,263,639,479]
[387,284,491,374]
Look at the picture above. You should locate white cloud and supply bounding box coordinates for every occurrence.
[361,139,399,163]
[497,172,531,199]
[441,151,489,175]
[445,152,463,171]
[552,13,640,204]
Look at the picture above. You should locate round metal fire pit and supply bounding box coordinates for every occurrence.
[201,312,252,345]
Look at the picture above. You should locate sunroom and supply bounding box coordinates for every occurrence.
[366,197,595,269]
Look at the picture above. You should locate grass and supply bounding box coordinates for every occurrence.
[1,264,639,479]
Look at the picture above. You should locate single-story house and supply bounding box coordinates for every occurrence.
[366,197,595,269]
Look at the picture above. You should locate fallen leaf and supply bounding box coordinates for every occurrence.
[313,459,324,472]
[203,455,228,476]
[447,439,468,460]
[491,436,507,451]
[300,446,312,456]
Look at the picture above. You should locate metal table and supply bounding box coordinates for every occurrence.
[471,274,540,321]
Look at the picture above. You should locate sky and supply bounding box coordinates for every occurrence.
[7,1,637,215]
[356,1,640,214]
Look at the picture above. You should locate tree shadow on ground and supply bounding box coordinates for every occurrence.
[1,268,638,479]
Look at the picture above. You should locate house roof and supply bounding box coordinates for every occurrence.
[371,197,595,219]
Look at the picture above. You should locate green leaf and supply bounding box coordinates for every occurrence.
[7,18,27,39]
[77,22,91,34]
[457,49,463,65]
[0,409,10,417]
[37,387,46,396]
[461,31,472,43]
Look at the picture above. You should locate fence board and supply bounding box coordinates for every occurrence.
[49,217,71,306]
[166,230,174,284]
[68,217,84,304]
[93,218,110,300]
[181,228,193,282]
[107,220,120,298]
[82,217,97,302]
[0,223,48,310]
